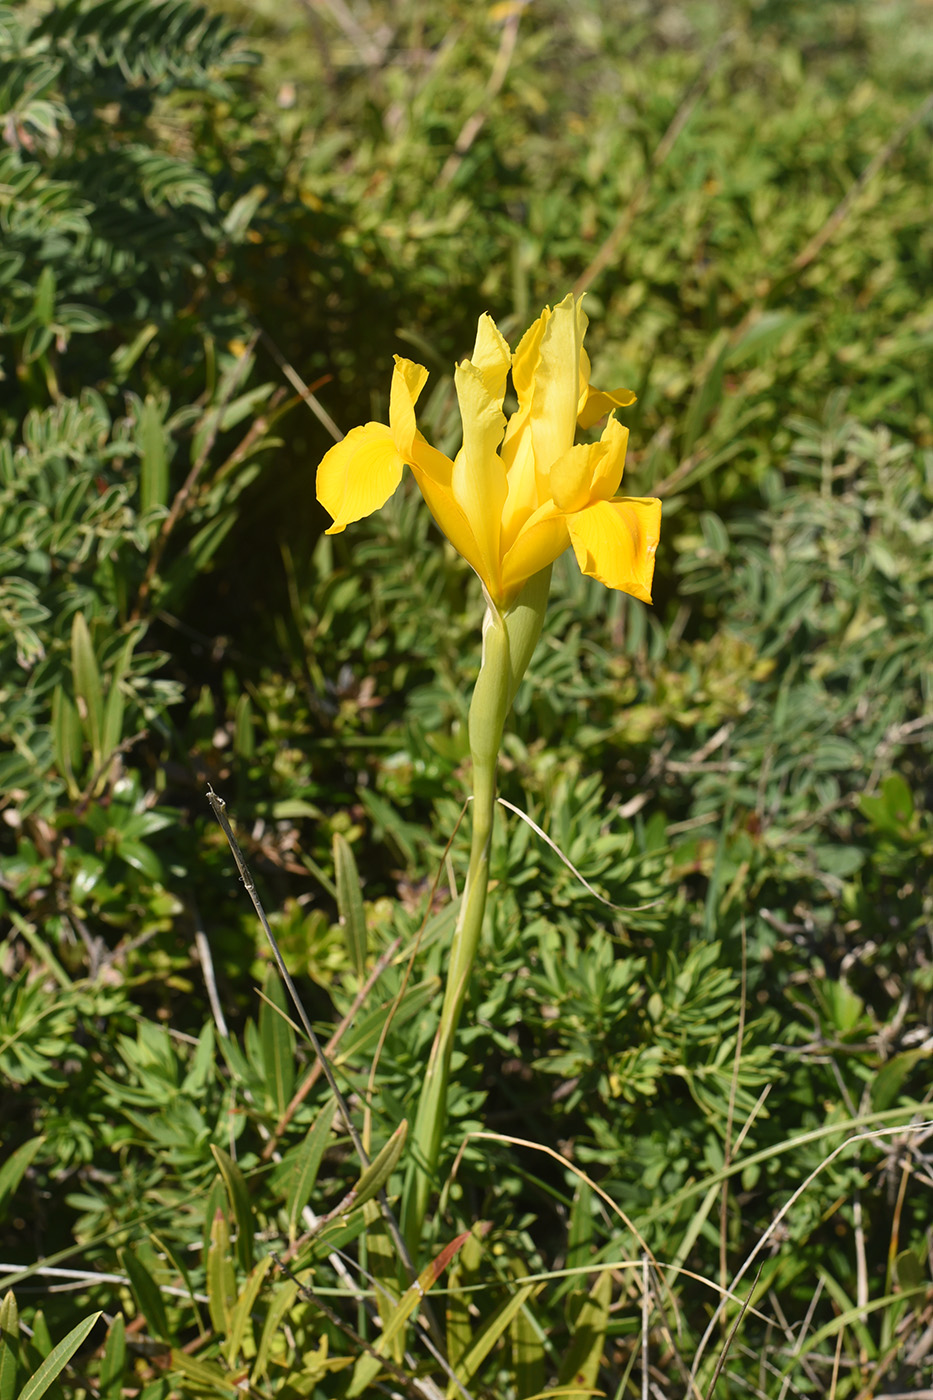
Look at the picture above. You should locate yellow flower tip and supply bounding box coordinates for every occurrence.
[577,385,637,430]
[470,314,511,402]
[389,357,430,456]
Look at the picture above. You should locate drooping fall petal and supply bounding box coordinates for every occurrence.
[407,439,489,588]
[577,383,638,429]
[567,496,662,602]
[318,423,404,534]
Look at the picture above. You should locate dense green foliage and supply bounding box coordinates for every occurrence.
[1,0,932,1396]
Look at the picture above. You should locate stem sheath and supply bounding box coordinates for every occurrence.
[400,568,551,1254]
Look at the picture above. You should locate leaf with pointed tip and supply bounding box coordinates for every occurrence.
[348,1231,470,1397]
[333,832,367,978]
[285,1098,336,1241]
[210,1145,254,1274]
[17,1313,101,1400]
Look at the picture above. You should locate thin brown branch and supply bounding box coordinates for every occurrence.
[256,323,343,442]
[260,935,402,1161]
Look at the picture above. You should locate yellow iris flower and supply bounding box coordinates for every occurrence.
[316,293,661,610]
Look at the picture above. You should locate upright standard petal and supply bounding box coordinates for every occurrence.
[470,314,512,404]
[500,303,552,548]
[407,433,489,589]
[567,496,662,602]
[389,356,431,456]
[452,359,508,598]
[527,294,587,477]
[499,421,538,556]
[317,423,404,534]
[509,304,550,411]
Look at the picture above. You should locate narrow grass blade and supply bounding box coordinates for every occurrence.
[0,1290,19,1400]
[251,1276,299,1384]
[557,1269,611,1398]
[17,1312,101,1400]
[207,1209,236,1336]
[446,1222,485,1370]
[259,969,296,1117]
[361,1200,402,1360]
[317,1120,408,1242]
[446,1281,537,1398]
[169,1349,238,1396]
[210,1145,254,1274]
[224,1254,273,1366]
[0,1137,44,1216]
[348,1230,470,1396]
[508,1259,545,1399]
[97,1313,125,1400]
[70,612,103,766]
[285,1097,336,1241]
[334,832,367,978]
[138,394,169,514]
[119,1247,170,1343]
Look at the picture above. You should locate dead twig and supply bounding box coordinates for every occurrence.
[261,935,402,1160]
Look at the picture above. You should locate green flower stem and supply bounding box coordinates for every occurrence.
[401,567,551,1257]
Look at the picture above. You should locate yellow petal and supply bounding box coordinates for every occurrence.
[577,384,637,429]
[576,343,637,427]
[548,442,598,514]
[509,304,550,410]
[389,356,430,455]
[452,359,508,596]
[407,433,490,588]
[528,293,587,474]
[588,414,629,501]
[500,500,570,602]
[501,303,551,535]
[548,415,629,513]
[469,313,512,403]
[386,358,493,582]
[500,424,538,554]
[567,496,662,602]
[316,423,403,533]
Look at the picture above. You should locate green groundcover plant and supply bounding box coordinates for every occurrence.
[1,1,932,1396]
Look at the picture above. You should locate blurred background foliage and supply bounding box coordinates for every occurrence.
[1,0,932,1396]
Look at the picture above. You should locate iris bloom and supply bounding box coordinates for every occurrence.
[316,293,661,611]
